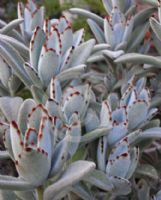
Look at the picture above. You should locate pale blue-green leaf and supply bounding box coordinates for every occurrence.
[69,8,103,26]
[37,117,52,159]
[0,17,24,41]
[115,53,161,68]
[57,16,68,32]
[17,99,36,134]
[14,190,36,200]
[107,93,119,111]
[24,63,43,88]
[84,169,113,191]
[0,190,18,200]
[10,121,23,160]
[53,78,62,103]
[81,127,111,145]
[0,19,24,34]
[61,27,73,54]
[135,179,150,200]
[56,64,86,82]
[84,108,99,132]
[126,147,139,179]
[16,148,51,186]
[113,23,125,49]
[0,97,23,121]
[121,129,141,146]
[127,101,148,130]
[68,118,81,157]
[150,17,161,42]
[0,40,31,87]
[103,49,124,59]
[44,160,95,200]
[0,34,28,59]
[100,100,112,128]
[8,75,21,95]
[30,27,46,69]
[109,176,131,195]
[0,57,11,88]
[140,0,157,7]
[115,41,127,51]
[0,83,9,96]
[87,54,105,63]
[38,49,59,87]
[73,28,84,47]
[104,18,113,46]
[0,176,35,190]
[68,39,95,67]
[87,19,105,43]
[92,44,110,53]
[17,2,24,34]
[45,99,60,117]
[31,7,44,31]
[122,17,134,43]
[125,4,136,17]
[3,128,14,159]
[106,141,130,178]
[72,182,94,200]
[107,125,128,146]
[133,7,156,28]
[136,164,158,180]
[0,151,10,159]
[31,85,48,104]
[128,23,149,51]
[27,104,45,131]
[97,136,108,172]
[137,127,161,141]
[102,0,112,14]
[50,135,70,177]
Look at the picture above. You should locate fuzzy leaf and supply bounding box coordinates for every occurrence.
[68,39,95,67]
[0,19,24,34]
[16,148,51,186]
[24,63,43,87]
[69,8,103,26]
[150,17,161,42]
[44,160,95,200]
[109,176,131,195]
[87,19,105,43]
[136,164,158,180]
[115,53,161,68]
[0,97,23,121]
[50,135,70,177]
[0,40,30,87]
[38,49,59,87]
[30,27,46,69]
[31,85,48,104]
[127,101,148,130]
[0,34,28,59]
[56,64,86,82]
[84,169,113,191]
[17,99,36,133]
[0,176,34,191]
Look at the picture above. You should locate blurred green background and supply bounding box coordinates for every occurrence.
[0,0,106,39]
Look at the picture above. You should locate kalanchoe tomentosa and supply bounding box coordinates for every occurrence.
[26,15,95,89]
[0,97,95,199]
[18,0,45,41]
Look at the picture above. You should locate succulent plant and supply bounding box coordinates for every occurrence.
[26,15,95,90]
[0,0,161,200]
[18,0,45,41]
[0,97,95,199]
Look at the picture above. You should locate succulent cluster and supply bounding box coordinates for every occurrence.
[0,0,161,200]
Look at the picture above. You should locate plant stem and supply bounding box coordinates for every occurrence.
[37,186,44,200]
